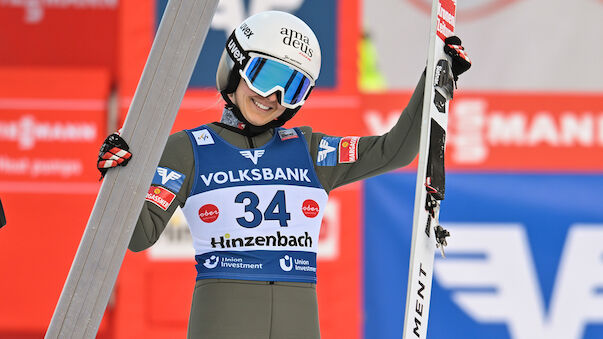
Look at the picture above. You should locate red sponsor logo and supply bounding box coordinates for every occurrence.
[199,204,219,223]
[145,186,175,211]
[436,0,456,41]
[338,136,360,163]
[302,199,320,218]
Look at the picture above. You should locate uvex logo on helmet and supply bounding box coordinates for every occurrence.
[227,36,246,66]
[280,27,314,58]
[239,22,254,39]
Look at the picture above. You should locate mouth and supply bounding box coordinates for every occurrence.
[252,98,274,112]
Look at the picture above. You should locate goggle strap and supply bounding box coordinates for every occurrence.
[225,31,250,69]
[303,86,314,101]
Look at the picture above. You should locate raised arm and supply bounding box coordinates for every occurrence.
[307,71,426,193]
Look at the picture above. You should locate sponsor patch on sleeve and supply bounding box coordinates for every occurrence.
[152,167,185,193]
[191,129,215,145]
[145,186,176,211]
[338,136,360,163]
[317,136,340,166]
[278,128,299,140]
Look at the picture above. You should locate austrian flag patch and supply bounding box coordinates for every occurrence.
[338,136,360,163]
[146,185,176,211]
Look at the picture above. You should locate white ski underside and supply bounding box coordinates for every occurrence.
[402,0,456,338]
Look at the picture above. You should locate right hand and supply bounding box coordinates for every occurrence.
[97,132,132,180]
[443,36,472,83]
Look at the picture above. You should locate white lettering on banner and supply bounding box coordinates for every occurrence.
[211,0,303,37]
[0,0,118,24]
[363,110,401,136]
[448,100,488,163]
[30,158,82,178]
[0,116,97,150]
[434,224,603,339]
[248,0,303,15]
[200,168,310,186]
[451,99,603,163]
[488,112,600,147]
[362,100,603,165]
[0,156,29,174]
[0,156,82,178]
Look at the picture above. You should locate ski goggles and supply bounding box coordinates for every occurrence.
[239,53,315,109]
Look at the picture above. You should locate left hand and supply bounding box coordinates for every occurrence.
[443,36,472,82]
[97,132,132,180]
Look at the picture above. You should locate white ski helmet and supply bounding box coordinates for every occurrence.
[216,11,321,117]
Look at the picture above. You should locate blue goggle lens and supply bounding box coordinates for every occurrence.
[242,56,313,107]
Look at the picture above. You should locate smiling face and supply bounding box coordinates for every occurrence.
[228,78,287,127]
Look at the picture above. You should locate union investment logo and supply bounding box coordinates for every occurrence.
[203,255,219,269]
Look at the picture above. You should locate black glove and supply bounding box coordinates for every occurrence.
[443,36,471,83]
[97,132,132,180]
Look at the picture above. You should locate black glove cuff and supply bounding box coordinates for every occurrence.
[99,133,130,157]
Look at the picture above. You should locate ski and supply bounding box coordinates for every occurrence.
[45,1,218,338]
[402,0,457,338]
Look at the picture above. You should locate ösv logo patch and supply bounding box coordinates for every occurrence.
[152,166,185,193]
[317,137,340,166]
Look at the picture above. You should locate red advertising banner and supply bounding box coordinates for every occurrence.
[360,91,603,171]
[447,93,603,171]
[0,68,109,335]
[0,2,118,71]
[0,68,109,191]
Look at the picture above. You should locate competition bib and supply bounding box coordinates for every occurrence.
[182,126,327,283]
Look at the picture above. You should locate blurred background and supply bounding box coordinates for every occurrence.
[1,0,602,338]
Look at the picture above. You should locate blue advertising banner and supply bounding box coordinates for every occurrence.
[364,173,603,339]
[156,0,337,88]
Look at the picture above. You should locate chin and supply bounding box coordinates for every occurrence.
[249,119,272,127]
[244,114,269,127]
[244,111,272,127]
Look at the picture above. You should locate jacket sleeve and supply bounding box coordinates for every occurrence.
[128,131,195,252]
[307,71,426,193]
